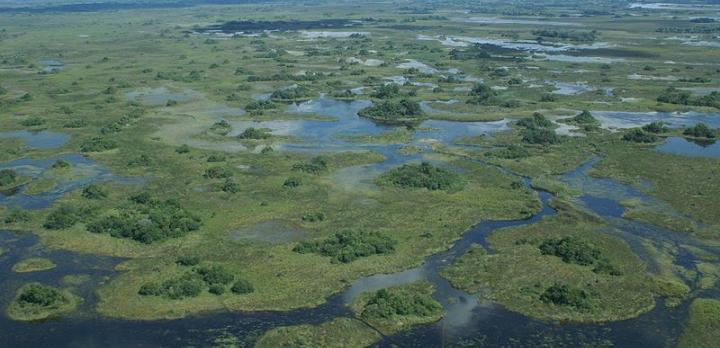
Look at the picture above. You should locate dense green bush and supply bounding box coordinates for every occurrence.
[539,236,600,266]
[684,123,716,138]
[0,169,17,187]
[196,265,234,286]
[371,83,400,99]
[377,162,464,191]
[245,100,276,111]
[270,85,313,100]
[301,212,326,222]
[204,166,233,179]
[564,110,599,126]
[360,288,442,320]
[642,121,669,134]
[540,283,593,309]
[87,198,201,244]
[176,256,200,266]
[466,83,497,105]
[128,154,152,167]
[207,154,226,163]
[517,112,553,129]
[283,177,302,188]
[176,144,191,154]
[80,137,117,152]
[209,120,232,135]
[293,229,396,263]
[51,160,71,169]
[357,99,425,124]
[522,128,561,144]
[20,116,45,127]
[292,156,328,174]
[237,127,271,140]
[231,279,255,294]
[623,129,658,143]
[487,145,530,159]
[17,283,65,308]
[220,179,240,193]
[4,209,30,224]
[82,184,107,199]
[139,274,204,299]
[44,205,91,230]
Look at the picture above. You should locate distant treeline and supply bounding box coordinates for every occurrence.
[656,26,720,34]
[0,0,279,13]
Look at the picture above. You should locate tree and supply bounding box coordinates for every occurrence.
[684,123,716,138]
[466,83,497,105]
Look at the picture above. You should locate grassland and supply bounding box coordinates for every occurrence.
[678,298,720,348]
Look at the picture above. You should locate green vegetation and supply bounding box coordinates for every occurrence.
[517,112,553,129]
[139,264,253,299]
[622,129,658,143]
[678,299,720,348]
[0,168,17,187]
[358,99,425,124]
[237,127,271,140]
[522,128,562,144]
[292,156,328,174]
[351,282,442,335]
[539,236,622,275]
[44,205,93,230]
[7,283,80,321]
[642,121,669,134]
[12,258,57,273]
[256,318,381,348]
[270,85,314,101]
[87,197,201,244]
[80,137,117,152]
[560,110,600,129]
[466,83,498,105]
[293,229,396,263]
[82,184,108,200]
[377,162,464,191]
[209,120,232,136]
[684,123,716,139]
[540,283,593,310]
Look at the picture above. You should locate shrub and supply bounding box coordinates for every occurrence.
[466,83,497,105]
[207,154,226,163]
[487,145,530,159]
[51,160,71,169]
[176,144,191,154]
[17,284,65,307]
[231,279,255,294]
[293,230,396,263]
[540,283,593,309]
[176,256,200,266]
[208,284,226,295]
[128,154,152,166]
[80,137,117,152]
[377,162,464,191]
[44,205,89,230]
[623,129,658,143]
[4,209,30,224]
[204,166,232,179]
[539,236,600,266]
[371,83,400,99]
[220,179,240,193]
[270,85,313,100]
[237,127,271,140]
[196,265,234,286]
[87,198,201,244]
[63,119,87,128]
[283,177,302,188]
[361,287,442,320]
[0,169,17,187]
[292,156,328,174]
[209,120,232,135]
[642,121,669,134]
[657,87,691,105]
[565,110,599,126]
[357,99,425,124]
[21,116,45,127]
[301,212,326,222]
[684,123,716,138]
[517,112,553,129]
[82,184,107,200]
[245,100,276,111]
[522,128,561,145]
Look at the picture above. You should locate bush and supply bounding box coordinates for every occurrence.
[642,121,668,134]
[231,279,255,294]
[17,284,65,307]
[522,128,561,145]
[4,209,30,224]
[357,99,425,124]
[44,205,89,230]
[293,229,396,263]
[80,137,117,152]
[63,119,87,128]
[51,160,71,169]
[466,83,498,105]
[196,265,234,286]
[564,110,599,126]
[87,198,201,244]
[176,144,191,154]
[361,287,442,320]
[270,85,313,100]
[128,154,152,167]
[539,236,600,266]
[0,169,17,187]
[176,256,200,266]
[487,145,530,159]
[657,87,691,105]
[283,177,302,188]
[301,212,326,222]
[204,166,232,179]
[82,184,107,199]
[377,162,464,191]
[207,154,226,162]
[292,156,328,174]
[237,127,271,140]
[209,120,232,135]
[208,284,226,295]
[21,116,45,127]
[371,83,400,99]
[684,123,716,138]
[245,100,276,111]
[623,129,658,143]
[517,112,553,129]
[540,283,593,309]
[220,179,240,193]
